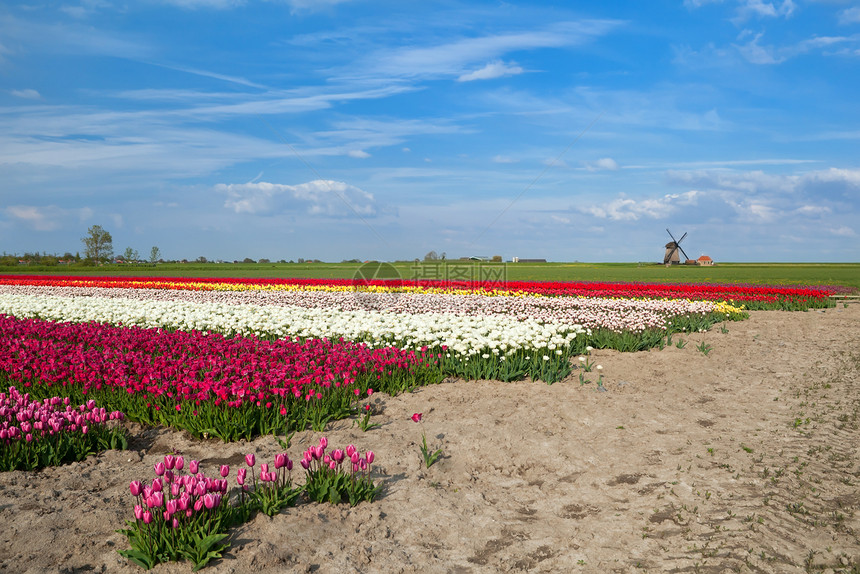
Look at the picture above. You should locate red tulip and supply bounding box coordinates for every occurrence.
[411,413,422,423]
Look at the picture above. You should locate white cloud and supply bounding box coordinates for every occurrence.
[684,0,725,8]
[457,60,524,82]
[348,149,371,158]
[217,180,376,217]
[492,155,518,164]
[578,191,699,221]
[830,226,856,237]
[9,89,41,99]
[584,157,619,171]
[4,205,92,231]
[735,0,795,21]
[735,32,783,63]
[157,0,246,8]
[840,7,860,24]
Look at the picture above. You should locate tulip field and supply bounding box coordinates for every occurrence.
[0,273,844,570]
[0,274,835,443]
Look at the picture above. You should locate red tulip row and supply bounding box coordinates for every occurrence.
[0,274,834,307]
[0,314,439,441]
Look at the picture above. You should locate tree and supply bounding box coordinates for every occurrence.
[149,246,161,264]
[81,225,113,264]
[424,250,439,261]
[122,247,140,263]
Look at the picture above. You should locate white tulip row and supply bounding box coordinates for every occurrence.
[0,285,717,333]
[0,292,587,357]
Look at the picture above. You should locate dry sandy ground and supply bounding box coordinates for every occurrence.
[1,305,859,573]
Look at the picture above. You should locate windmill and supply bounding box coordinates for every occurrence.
[663,228,690,265]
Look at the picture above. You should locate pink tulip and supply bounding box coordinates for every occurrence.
[345,445,356,458]
[220,465,229,478]
[366,451,375,464]
[189,460,199,474]
[274,453,286,469]
[300,458,310,470]
[319,437,328,449]
[174,456,184,471]
[332,449,344,463]
[142,511,153,525]
[171,483,181,497]
[261,463,269,474]
[134,504,145,520]
[203,493,218,509]
[164,455,176,470]
[286,459,293,471]
[154,462,166,476]
[194,499,204,512]
[245,453,255,467]
[147,492,163,509]
[172,518,179,529]
[328,461,337,470]
[151,478,163,493]
[350,452,360,464]
[129,481,142,497]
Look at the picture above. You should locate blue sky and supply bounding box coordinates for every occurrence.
[1,0,858,263]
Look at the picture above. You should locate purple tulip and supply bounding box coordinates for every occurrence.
[286,459,293,471]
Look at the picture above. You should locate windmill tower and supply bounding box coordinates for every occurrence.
[663,229,690,265]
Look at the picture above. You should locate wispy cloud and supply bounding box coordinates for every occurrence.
[457,60,524,82]
[734,30,857,64]
[584,157,619,171]
[9,89,41,99]
[362,20,622,80]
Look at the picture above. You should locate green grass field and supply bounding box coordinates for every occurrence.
[2,261,858,290]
